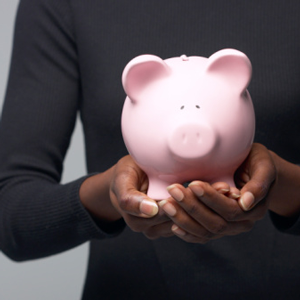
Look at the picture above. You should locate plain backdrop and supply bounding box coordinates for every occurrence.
[0,1,89,299]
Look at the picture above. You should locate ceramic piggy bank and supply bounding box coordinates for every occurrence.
[121,49,255,200]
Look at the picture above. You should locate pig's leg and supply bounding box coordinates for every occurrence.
[147,176,175,201]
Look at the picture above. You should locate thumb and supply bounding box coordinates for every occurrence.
[118,189,159,218]
[111,162,158,218]
[239,158,276,211]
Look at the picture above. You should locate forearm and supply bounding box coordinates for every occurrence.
[268,151,300,218]
[0,177,105,261]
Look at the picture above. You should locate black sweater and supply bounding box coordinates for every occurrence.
[1,0,300,299]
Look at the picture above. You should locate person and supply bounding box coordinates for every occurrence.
[1,0,300,299]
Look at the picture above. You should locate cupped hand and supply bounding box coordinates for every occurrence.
[159,182,256,243]
[158,143,277,243]
[109,155,174,239]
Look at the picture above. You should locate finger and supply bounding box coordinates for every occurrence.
[239,144,276,211]
[158,197,213,237]
[123,208,170,232]
[211,182,240,199]
[171,222,252,243]
[229,187,241,199]
[187,181,246,222]
[211,182,230,194]
[167,183,226,228]
[171,224,214,244]
[161,190,252,236]
[114,188,158,218]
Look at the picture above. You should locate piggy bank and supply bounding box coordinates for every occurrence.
[121,49,255,200]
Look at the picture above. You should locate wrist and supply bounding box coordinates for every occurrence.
[268,151,300,218]
[79,168,122,222]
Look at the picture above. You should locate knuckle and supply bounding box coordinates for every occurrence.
[209,221,228,235]
[251,179,269,200]
[199,181,211,193]
[224,205,241,221]
[112,171,126,191]
[186,203,200,216]
[119,195,132,211]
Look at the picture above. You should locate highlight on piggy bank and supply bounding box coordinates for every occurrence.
[121,49,255,200]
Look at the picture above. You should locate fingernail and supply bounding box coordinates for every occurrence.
[140,200,158,216]
[231,193,241,199]
[188,183,204,197]
[220,189,230,193]
[172,224,186,236]
[159,200,177,216]
[167,185,184,201]
[240,192,255,211]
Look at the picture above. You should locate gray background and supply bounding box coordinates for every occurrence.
[0,1,89,299]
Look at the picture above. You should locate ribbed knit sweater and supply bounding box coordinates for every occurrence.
[1,1,300,299]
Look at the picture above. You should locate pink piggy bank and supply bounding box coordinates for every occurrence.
[121,49,255,200]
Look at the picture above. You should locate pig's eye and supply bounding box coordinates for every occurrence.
[180,106,185,110]
[196,105,200,109]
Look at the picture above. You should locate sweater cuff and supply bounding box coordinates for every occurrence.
[89,216,126,236]
[269,211,300,235]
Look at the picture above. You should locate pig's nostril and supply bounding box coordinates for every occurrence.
[196,105,200,109]
[180,106,185,110]
[182,132,202,144]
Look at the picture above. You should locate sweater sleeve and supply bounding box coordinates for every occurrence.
[0,0,123,262]
[269,210,300,235]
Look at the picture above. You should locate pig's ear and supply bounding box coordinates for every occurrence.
[122,55,170,103]
[205,49,252,92]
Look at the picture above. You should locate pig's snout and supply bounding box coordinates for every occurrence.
[168,123,216,159]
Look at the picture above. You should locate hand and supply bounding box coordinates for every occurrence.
[109,155,174,239]
[158,143,277,244]
[158,182,255,243]
[234,143,276,211]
